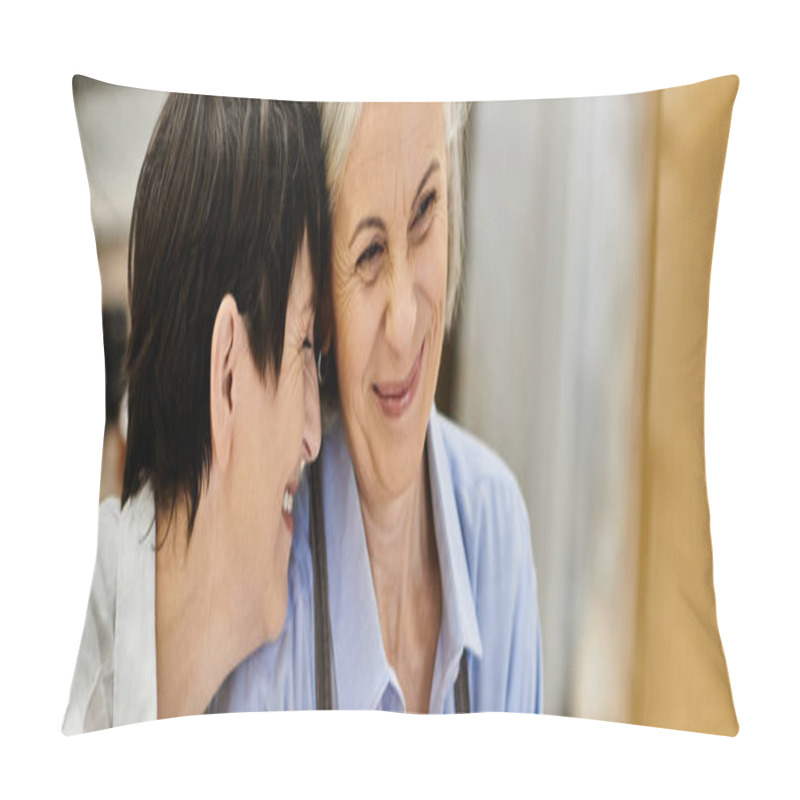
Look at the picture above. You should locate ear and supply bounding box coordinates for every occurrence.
[209,294,242,472]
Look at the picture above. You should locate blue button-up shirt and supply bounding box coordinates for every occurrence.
[211,407,543,713]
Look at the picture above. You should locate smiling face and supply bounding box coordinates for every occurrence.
[331,103,448,507]
[228,232,321,638]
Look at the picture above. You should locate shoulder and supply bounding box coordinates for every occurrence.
[437,414,523,496]
[433,416,542,712]
[92,493,151,603]
[87,496,126,627]
[62,496,125,735]
[436,414,533,570]
[95,497,124,584]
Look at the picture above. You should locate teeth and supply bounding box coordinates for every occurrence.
[282,489,294,516]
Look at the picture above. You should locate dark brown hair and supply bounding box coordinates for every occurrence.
[121,95,329,534]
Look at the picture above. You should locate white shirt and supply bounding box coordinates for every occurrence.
[62,486,158,734]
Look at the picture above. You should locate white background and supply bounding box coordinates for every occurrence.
[2,1,797,796]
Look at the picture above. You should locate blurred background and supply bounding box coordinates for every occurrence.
[74,77,734,730]
[453,86,737,734]
[451,97,656,724]
[73,77,167,500]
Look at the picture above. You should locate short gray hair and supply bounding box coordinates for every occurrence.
[320,102,469,330]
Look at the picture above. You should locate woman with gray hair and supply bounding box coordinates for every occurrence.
[213,102,542,713]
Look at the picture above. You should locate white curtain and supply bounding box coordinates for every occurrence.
[453,95,657,721]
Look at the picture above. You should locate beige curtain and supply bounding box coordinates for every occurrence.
[631,76,738,735]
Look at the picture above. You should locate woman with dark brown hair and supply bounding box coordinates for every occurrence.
[63,93,329,732]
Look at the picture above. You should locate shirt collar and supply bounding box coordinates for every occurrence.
[426,406,483,711]
[325,407,482,712]
[113,484,158,726]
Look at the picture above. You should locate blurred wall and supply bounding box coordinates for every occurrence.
[453,96,657,722]
[73,77,166,499]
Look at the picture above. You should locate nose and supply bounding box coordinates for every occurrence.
[303,349,322,462]
[384,250,416,356]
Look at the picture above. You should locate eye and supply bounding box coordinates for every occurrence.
[410,189,437,231]
[354,238,385,284]
[356,240,384,269]
[302,317,315,352]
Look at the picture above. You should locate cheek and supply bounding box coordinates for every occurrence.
[335,309,369,407]
[333,276,380,397]
[417,222,449,320]
[278,364,306,439]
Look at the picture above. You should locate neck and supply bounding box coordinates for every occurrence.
[154,490,259,719]
[360,449,441,672]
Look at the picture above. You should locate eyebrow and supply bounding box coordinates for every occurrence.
[411,158,440,212]
[347,158,441,248]
[349,215,386,248]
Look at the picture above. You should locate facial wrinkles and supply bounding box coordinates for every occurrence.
[333,105,449,508]
[269,252,312,491]
[333,229,359,314]
[331,235,362,408]
[331,180,376,496]
[284,254,315,399]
